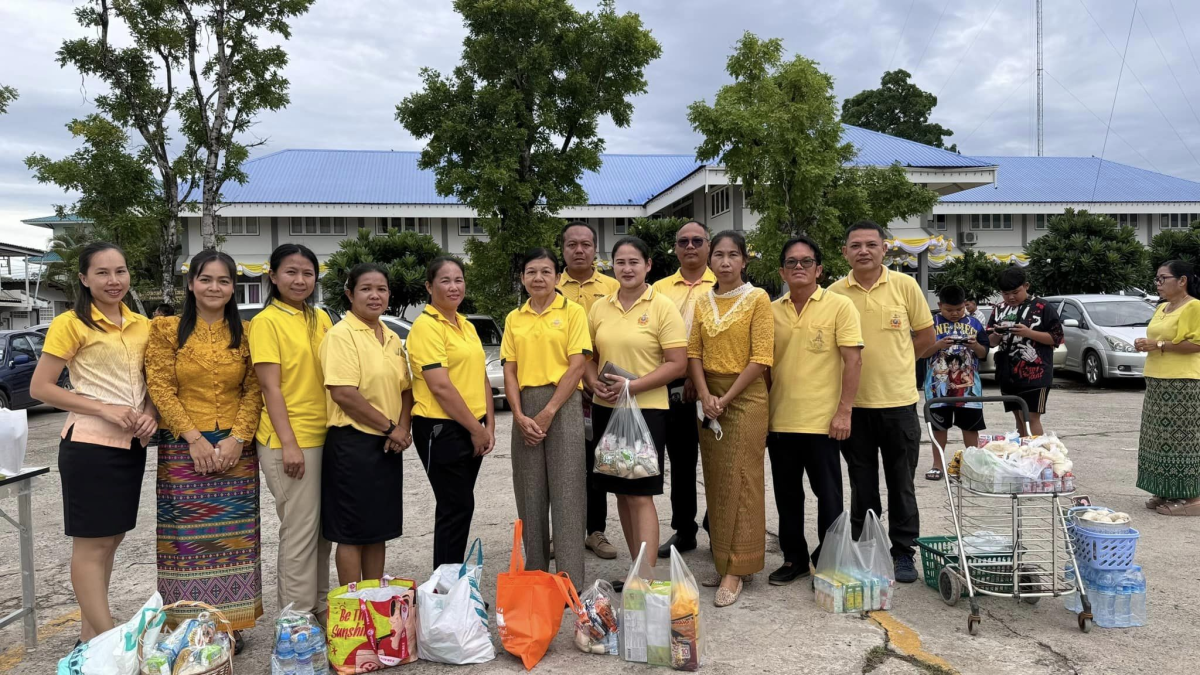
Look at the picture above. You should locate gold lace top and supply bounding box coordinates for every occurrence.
[687,285,775,375]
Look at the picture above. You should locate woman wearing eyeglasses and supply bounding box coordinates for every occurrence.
[687,230,774,607]
[1134,261,1200,516]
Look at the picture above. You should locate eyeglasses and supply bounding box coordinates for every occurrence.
[676,237,708,249]
[783,257,817,270]
[1155,275,1179,284]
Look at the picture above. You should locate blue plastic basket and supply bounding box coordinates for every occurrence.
[1069,524,1139,572]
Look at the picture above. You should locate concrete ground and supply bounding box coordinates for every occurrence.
[1,375,1195,674]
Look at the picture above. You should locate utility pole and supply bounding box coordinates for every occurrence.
[1037,0,1044,156]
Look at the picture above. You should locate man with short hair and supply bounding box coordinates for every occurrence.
[985,267,1063,437]
[652,220,716,556]
[153,303,175,318]
[766,235,862,585]
[556,221,620,560]
[829,220,936,583]
[965,297,988,327]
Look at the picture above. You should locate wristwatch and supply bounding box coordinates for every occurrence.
[384,421,397,436]
[231,434,247,445]
[1158,340,1166,352]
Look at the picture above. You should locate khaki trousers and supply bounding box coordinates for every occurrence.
[258,443,332,615]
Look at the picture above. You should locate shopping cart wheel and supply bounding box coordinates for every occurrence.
[967,614,981,636]
[1020,573,1043,605]
[938,567,961,606]
[1078,612,1093,633]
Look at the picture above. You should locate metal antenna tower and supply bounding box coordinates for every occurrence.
[1037,0,1044,156]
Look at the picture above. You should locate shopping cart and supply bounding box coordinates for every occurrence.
[923,395,1093,635]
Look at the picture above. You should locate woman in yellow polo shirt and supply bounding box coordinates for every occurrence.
[249,243,333,619]
[585,237,688,573]
[687,230,774,607]
[30,242,157,645]
[407,256,495,568]
[320,263,414,583]
[502,248,591,585]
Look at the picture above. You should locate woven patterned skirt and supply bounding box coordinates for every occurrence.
[157,429,263,630]
[699,374,768,577]
[1137,377,1200,500]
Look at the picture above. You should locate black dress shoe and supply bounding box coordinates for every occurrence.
[768,562,810,586]
[658,533,697,558]
[611,579,625,593]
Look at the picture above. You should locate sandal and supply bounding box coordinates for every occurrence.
[924,468,943,481]
[1146,496,1167,510]
[1156,500,1200,516]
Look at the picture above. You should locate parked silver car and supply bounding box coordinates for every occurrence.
[1044,295,1154,386]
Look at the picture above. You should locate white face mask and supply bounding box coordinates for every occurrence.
[696,401,724,441]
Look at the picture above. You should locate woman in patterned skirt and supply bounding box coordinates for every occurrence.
[1134,260,1200,516]
[146,249,263,652]
[688,231,774,607]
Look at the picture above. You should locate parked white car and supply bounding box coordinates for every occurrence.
[1044,295,1153,386]
[976,305,1067,375]
[381,314,507,410]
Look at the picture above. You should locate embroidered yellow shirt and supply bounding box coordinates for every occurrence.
[687,287,775,375]
[248,300,333,448]
[42,304,150,448]
[320,312,412,434]
[500,294,592,389]
[587,286,688,410]
[557,269,620,314]
[146,316,261,441]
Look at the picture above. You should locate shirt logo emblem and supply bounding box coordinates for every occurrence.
[551,318,563,328]
[638,312,650,326]
[811,329,825,350]
[889,312,903,329]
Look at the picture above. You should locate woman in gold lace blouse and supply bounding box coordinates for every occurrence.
[146,250,263,650]
[687,230,774,607]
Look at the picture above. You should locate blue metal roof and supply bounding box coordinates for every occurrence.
[20,214,93,227]
[841,125,991,168]
[941,156,1200,203]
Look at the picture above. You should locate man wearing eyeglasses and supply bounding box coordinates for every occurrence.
[828,220,936,585]
[652,220,716,556]
[764,235,862,585]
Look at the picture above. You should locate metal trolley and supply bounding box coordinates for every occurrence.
[925,395,1093,635]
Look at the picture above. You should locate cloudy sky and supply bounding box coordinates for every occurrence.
[3,0,1200,250]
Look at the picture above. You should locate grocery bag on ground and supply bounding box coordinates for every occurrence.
[854,510,896,611]
[326,577,418,673]
[669,545,703,671]
[813,511,893,614]
[0,407,29,476]
[417,538,495,664]
[57,592,165,675]
[619,542,652,663]
[495,519,576,670]
[593,382,660,479]
[573,580,620,655]
[271,603,325,675]
[141,601,234,675]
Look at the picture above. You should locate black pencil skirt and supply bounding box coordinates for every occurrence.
[321,425,404,545]
[59,426,146,538]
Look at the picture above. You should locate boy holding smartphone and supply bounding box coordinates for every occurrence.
[920,285,988,480]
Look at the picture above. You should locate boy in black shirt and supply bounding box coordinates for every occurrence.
[985,268,1064,436]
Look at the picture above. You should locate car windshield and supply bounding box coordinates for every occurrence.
[468,318,502,346]
[1083,301,1157,327]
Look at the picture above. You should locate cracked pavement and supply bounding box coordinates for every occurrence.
[1,376,1194,673]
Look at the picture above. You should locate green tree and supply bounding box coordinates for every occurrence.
[319,228,445,319]
[841,69,957,152]
[396,0,662,319]
[26,115,166,295]
[628,216,686,284]
[0,84,16,114]
[1148,220,1200,270]
[687,33,938,287]
[44,226,94,304]
[932,249,1006,302]
[1025,209,1148,295]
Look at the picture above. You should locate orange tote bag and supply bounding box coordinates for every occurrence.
[494,519,580,670]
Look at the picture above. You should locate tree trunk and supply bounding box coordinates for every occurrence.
[160,214,180,306]
[200,149,221,250]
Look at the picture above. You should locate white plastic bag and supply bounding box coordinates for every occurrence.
[0,408,29,476]
[593,382,659,479]
[619,542,651,663]
[57,593,165,675]
[854,510,896,611]
[813,512,895,613]
[668,546,703,671]
[417,538,495,664]
[962,446,1045,493]
[573,580,620,655]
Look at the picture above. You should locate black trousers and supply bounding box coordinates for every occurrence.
[666,380,703,539]
[414,415,486,568]
[842,405,922,558]
[768,432,844,568]
[583,392,609,534]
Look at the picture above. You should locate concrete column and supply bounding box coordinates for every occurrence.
[918,251,930,293]
[732,187,744,231]
[1021,214,1029,247]
[271,216,280,250]
[440,218,450,251]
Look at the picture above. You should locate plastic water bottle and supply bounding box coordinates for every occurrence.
[1062,565,1080,613]
[293,630,315,675]
[276,632,297,675]
[1131,566,1147,627]
[1115,571,1133,628]
[309,627,329,675]
[1095,571,1116,627]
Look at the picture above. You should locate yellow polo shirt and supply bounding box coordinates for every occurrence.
[249,299,333,448]
[500,294,592,389]
[407,305,488,420]
[587,286,688,410]
[652,268,717,336]
[829,268,933,408]
[769,289,863,434]
[43,303,150,448]
[557,269,620,314]
[320,312,412,434]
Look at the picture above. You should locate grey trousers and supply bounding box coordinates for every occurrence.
[511,386,586,588]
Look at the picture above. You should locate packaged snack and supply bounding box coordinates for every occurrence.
[574,580,620,655]
[621,543,650,663]
[669,544,703,671]
[645,581,672,666]
[593,382,660,480]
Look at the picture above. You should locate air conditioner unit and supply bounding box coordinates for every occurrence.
[960,231,979,246]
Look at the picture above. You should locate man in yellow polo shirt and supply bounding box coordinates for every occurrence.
[829,221,935,584]
[556,221,620,559]
[766,235,862,586]
[651,220,715,557]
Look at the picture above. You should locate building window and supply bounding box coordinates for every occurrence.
[1035,214,1047,230]
[216,216,259,236]
[287,216,346,235]
[934,214,947,231]
[1167,213,1200,229]
[1116,213,1138,228]
[236,282,262,305]
[458,218,485,236]
[970,214,1010,230]
[614,218,630,235]
[709,187,730,217]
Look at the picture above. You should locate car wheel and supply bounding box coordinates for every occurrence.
[0,390,9,410]
[1084,352,1104,387]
